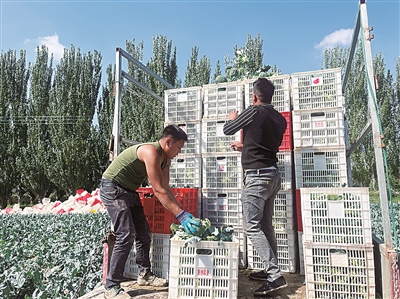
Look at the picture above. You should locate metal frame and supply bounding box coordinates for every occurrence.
[343,1,397,298]
[111,47,174,160]
[343,0,392,249]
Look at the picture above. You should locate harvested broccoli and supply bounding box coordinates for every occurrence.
[170,218,234,243]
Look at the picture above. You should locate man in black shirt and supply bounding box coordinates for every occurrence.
[223,78,287,296]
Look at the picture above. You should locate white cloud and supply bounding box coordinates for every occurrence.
[315,28,353,50]
[25,34,66,61]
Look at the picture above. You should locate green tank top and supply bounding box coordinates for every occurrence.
[103,142,167,191]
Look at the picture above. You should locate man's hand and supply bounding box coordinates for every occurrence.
[176,210,200,234]
[228,110,238,121]
[230,141,243,152]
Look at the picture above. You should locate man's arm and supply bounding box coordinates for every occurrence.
[223,106,257,135]
[138,145,182,216]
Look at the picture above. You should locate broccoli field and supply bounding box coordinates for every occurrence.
[0,212,110,299]
[370,202,400,250]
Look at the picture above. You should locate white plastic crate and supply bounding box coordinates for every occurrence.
[277,150,293,191]
[169,155,202,188]
[300,187,372,246]
[168,237,239,299]
[202,153,243,189]
[247,229,296,273]
[294,147,348,188]
[201,120,241,154]
[292,107,346,148]
[273,190,294,231]
[123,233,170,280]
[165,121,202,155]
[303,243,375,299]
[202,188,242,227]
[292,68,344,110]
[243,75,291,112]
[202,82,243,119]
[165,87,202,122]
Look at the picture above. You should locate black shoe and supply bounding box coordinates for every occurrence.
[254,276,288,296]
[249,270,269,281]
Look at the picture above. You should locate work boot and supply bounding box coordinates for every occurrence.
[254,276,288,296]
[104,285,131,299]
[249,270,269,281]
[137,271,168,287]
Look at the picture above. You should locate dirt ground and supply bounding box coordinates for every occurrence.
[80,270,306,299]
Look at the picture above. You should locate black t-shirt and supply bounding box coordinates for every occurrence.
[223,104,287,169]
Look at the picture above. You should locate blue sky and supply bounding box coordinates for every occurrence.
[1,0,399,84]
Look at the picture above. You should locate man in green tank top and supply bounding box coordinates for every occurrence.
[100,124,200,299]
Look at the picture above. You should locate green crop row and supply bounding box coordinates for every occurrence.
[0,212,110,299]
[370,202,400,251]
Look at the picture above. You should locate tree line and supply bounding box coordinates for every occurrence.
[1,34,399,208]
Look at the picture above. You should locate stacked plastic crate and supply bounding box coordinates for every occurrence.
[119,87,203,282]
[243,75,297,273]
[291,68,348,277]
[300,188,375,298]
[200,81,246,267]
[164,87,203,212]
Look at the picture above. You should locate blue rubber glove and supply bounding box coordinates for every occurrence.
[176,210,200,235]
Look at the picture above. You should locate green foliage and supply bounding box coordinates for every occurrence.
[370,202,400,250]
[184,46,211,87]
[0,212,111,298]
[224,33,274,82]
[0,49,30,209]
[15,45,54,202]
[46,45,103,195]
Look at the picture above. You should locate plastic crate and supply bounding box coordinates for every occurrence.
[279,111,293,151]
[165,87,202,122]
[292,107,346,148]
[247,229,296,273]
[202,82,244,119]
[303,243,375,299]
[202,188,242,227]
[123,233,170,280]
[292,68,344,110]
[277,150,293,191]
[300,187,372,245]
[243,75,291,112]
[201,120,241,154]
[294,147,348,188]
[164,121,202,155]
[202,153,243,189]
[137,187,198,234]
[168,237,239,299]
[169,155,202,188]
[273,190,294,231]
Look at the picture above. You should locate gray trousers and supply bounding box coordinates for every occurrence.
[100,183,151,289]
[241,168,282,281]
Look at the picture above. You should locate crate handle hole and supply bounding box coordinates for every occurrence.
[196,248,213,255]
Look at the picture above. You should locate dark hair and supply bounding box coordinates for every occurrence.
[161,124,188,142]
[253,78,275,104]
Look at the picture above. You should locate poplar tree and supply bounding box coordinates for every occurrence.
[184,46,210,87]
[46,45,102,195]
[0,50,30,208]
[16,45,54,202]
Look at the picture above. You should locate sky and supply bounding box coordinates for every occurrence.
[1,0,399,85]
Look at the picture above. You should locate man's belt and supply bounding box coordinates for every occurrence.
[245,167,277,175]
